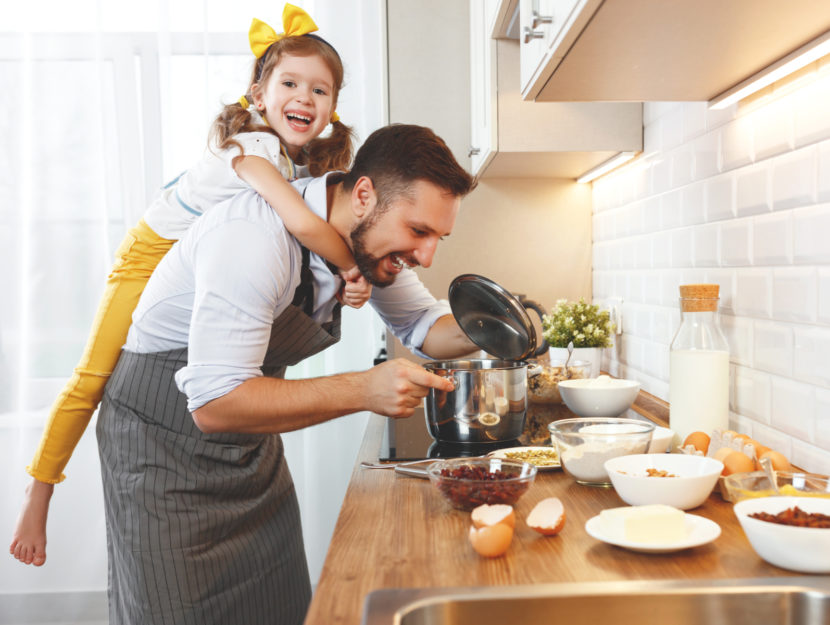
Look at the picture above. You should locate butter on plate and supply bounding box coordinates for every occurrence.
[598,504,687,544]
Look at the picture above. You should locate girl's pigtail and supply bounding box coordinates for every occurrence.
[209,100,266,153]
[306,120,356,176]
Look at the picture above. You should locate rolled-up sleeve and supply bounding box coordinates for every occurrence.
[369,269,451,358]
[174,216,295,411]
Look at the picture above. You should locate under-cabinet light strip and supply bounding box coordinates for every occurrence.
[576,151,638,184]
[709,29,830,110]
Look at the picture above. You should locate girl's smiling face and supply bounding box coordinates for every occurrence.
[251,53,335,159]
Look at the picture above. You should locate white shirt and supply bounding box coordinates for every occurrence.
[143,111,298,240]
[125,173,451,411]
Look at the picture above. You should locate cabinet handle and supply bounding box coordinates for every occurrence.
[468,147,480,157]
[531,11,553,28]
[523,26,545,43]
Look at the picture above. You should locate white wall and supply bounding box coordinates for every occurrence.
[593,61,830,475]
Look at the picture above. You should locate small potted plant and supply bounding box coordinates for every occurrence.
[541,298,615,377]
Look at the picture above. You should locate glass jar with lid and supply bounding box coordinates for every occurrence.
[669,284,730,447]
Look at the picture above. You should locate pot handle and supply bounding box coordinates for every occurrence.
[520,298,550,358]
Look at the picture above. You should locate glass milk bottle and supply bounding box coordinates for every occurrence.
[669,284,730,448]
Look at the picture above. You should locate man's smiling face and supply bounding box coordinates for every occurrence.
[349,179,459,287]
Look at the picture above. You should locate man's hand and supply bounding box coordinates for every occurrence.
[337,266,372,309]
[365,358,454,418]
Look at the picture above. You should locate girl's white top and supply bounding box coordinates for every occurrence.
[143,110,300,240]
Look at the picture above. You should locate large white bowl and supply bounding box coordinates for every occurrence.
[648,426,675,454]
[604,453,723,510]
[734,496,830,573]
[558,377,640,418]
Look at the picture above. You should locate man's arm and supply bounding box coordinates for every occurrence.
[420,314,478,360]
[191,358,454,434]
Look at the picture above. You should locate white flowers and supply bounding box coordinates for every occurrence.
[541,298,614,348]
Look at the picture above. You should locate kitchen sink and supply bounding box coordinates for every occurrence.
[361,578,830,625]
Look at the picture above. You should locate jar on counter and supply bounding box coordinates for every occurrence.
[669,284,730,448]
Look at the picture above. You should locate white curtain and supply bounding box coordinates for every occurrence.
[0,0,386,615]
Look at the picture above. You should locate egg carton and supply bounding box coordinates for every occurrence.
[677,429,757,461]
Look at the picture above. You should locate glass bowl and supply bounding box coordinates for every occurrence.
[548,417,655,486]
[426,458,537,510]
[527,360,590,404]
[722,470,830,503]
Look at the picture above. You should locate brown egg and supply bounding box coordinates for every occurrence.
[713,446,734,463]
[721,450,756,476]
[759,450,792,472]
[471,504,515,529]
[468,523,513,557]
[526,497,566,536]
[683,431,711,455]
[753,444,771,459]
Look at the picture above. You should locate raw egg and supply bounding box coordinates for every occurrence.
[468,523,513,557]
[713,446,734,463]
[471,504,515,529]
[683,431,711,455]
[720,450,756,476]
[759,450,792,472]
[526,497,566,536]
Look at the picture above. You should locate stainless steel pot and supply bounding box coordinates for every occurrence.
[423,359,532,444]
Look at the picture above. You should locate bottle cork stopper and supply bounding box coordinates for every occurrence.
[679,283,719,312]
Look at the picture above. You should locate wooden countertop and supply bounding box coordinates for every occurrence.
[303,392,801,625]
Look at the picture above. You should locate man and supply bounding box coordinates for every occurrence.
[95,124,477,625]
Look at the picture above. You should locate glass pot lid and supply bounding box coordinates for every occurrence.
[448,274,539,361]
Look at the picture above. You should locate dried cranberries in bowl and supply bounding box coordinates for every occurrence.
[426,458,537,510]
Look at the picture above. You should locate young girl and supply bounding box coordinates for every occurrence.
[10,3,367,567]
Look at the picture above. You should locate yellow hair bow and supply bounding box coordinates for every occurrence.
[248,4,318,59]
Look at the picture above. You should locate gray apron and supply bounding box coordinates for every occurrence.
[97,246,341,625]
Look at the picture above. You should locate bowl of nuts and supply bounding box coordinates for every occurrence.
[527,360,590,404]
[426,458,537,510]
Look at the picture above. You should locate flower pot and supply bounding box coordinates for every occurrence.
[547,346,602,378]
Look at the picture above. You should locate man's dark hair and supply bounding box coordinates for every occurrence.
[342,124,476,208]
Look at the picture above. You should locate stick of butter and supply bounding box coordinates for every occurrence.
[599,504,687,544]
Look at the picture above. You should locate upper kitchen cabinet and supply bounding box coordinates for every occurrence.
[470,0,642,178]
[517,0,830,101]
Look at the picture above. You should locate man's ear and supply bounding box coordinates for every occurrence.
[351,176,376,218]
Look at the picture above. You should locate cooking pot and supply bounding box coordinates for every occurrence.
[423,275,548,444]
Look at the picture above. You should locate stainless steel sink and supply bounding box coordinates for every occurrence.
[361,578,830,625]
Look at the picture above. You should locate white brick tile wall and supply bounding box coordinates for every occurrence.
[752,212,792,265]
[735,162,770,217]
[720,218,752,266]
[793,203,830,264]
[772,267,817,323]
[819,268,830,324]
[753,320,793,376]
[818,141,830,202]
[733,365,770,422]
[770,376,815,441]
[693,223,720,267]
[753,96,794,161]
[734,269,772,317]
[705,174,734,221]
[598,83,830,473]
[771,146,816,210]
[793,326,830,386]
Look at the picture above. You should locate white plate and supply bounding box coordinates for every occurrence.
[488,446,561,471]
[584,512,721,553]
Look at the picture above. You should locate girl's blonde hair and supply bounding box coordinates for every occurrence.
[210,35,354,176]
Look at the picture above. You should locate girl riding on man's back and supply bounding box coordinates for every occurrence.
[10,3,368,567]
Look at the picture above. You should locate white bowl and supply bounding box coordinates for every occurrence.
[558,376,640,418]
[648,426,675,454]
[733,496,830,573]
[604,453,723,510]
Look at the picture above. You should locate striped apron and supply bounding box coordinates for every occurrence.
[96,246,341,625]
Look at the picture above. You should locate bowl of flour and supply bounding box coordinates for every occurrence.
[548,418,655,486]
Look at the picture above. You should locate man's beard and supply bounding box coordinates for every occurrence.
[350,217,395,288]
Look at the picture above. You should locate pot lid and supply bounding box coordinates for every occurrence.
[448,274,539,361]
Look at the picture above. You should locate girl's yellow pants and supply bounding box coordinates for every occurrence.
[27,219,175,483]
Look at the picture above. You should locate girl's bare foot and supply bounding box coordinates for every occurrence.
[9,478,54,566]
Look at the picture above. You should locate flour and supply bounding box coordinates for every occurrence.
[560,440,649,483]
